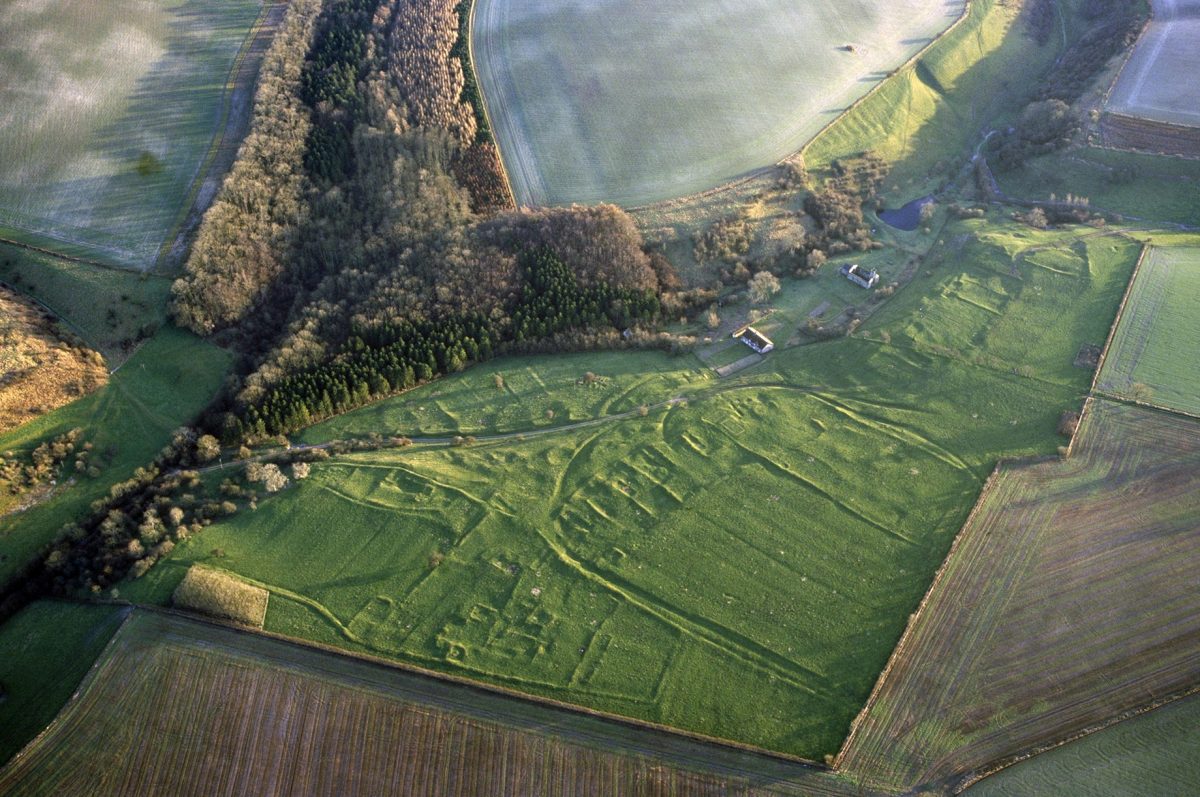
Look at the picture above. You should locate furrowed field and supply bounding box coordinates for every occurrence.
[1096,247,1200,416]
[837,399,1200,793]
[1105,0,1200,129]
[0,610,858,796]
[965,692,1200,796]
[0,0,264,267]
[473,0,965,206]
[124,219,1139,758]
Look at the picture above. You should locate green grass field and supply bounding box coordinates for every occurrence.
[0,601,127,766]
[473,0,965,206]
[0,327,232,584]
[862,222,1143,386]
[0,244,170,363]
[1096,247,1200,415]
[123,218,1138,758]
[803,0,1057,200]
[837,399,1200,792]
[965,693,1200,796]
[0,0,263,268]
[994,147,1200,227]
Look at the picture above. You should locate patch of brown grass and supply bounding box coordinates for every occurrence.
[172,565,268,628]
[0,288,107,434]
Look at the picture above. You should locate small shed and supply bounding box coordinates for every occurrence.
[839,263,879,289]
[734,326,774,354]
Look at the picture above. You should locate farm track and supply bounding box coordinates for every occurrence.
[0,610,864,796]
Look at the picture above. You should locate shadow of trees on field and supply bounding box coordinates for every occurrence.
[39,0,262,267]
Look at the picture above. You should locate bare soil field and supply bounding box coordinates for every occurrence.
[473,0,965,206]
[837,399,1200,794]
[0,610,861,796]
[0,288,106,435]
[1105,0,1200,130]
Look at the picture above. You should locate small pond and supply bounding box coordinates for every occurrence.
[878,195,934,231]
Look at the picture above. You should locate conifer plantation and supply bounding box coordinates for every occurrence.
[172,0,674,442]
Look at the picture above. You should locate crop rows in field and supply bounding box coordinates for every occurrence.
[0,610,856,796]
[1095,247,1200,416]
[1105,1,1200,130]
[837,399,1200,793]
[1100,113,1200,158]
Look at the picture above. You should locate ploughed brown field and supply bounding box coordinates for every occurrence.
[838,398,1200,794]
[0,610,864,797]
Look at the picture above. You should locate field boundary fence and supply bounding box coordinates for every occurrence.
[1089,243,1148,395]
[87,602,836,772]
[833,456,1007,773]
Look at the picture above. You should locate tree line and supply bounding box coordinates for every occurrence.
[991,0,1148,171]
[170,0,677,446]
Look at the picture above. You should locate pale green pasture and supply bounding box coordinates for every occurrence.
[0,0,262,267]
[1096,247,1200,415]
[473,0,964,206]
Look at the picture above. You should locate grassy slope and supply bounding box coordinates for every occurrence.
[863,219,1143,385]
[473,0,964,206]
[124,218,1137,758]
[0,0,263,268]
[994,148,1200,228]
[804,0,1057,200]
[0,327,232,584]
[1096,247,1200,415]
[838,398,1200,792]
[964,693,1200,796]
[0,244,170,364]
[0,601,127,766]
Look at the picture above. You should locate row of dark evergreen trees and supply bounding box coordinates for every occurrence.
[301,0,382,183]
[231,250,660,439]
